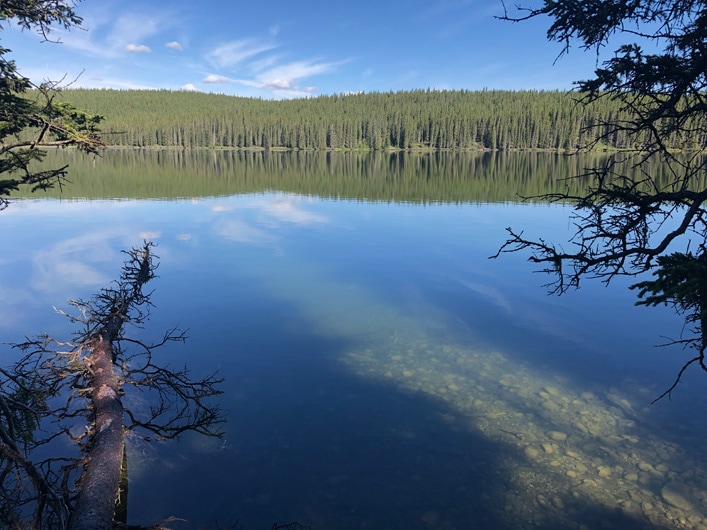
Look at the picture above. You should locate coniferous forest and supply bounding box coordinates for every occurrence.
[56,89,707,151]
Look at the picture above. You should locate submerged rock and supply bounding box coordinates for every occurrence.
[661,482,695,511]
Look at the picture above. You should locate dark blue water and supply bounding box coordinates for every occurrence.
[2,194,705,529]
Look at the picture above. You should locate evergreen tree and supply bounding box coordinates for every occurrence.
[0,0,103,209]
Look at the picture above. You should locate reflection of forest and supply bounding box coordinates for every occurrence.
[29,150,699,204]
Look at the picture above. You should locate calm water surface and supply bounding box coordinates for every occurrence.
[1,152,706,529]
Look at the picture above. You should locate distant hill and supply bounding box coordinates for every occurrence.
[57,89,706,151]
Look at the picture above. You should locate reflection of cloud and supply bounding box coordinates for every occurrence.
[54,260,110,286]
[32,234,117,294]
[138,231,162,239]
[217,220,275,244]
[457,279,513,313]
[212,204,235,212]
[0,285,35,331]
[261,197,328,225]
[212,194,328,246]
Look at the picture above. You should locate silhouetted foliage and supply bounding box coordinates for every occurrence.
[0,0,104,209]
[496,0,707,398]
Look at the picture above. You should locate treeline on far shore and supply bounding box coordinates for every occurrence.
[55,88,707,152]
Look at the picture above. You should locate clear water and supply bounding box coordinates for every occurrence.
[2,192,706,529]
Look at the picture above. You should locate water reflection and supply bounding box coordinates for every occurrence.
[27,149,707,204]
[2,186,706,528]
[203,231,706,529]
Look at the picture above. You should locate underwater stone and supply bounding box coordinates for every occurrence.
[420,510,440,526]
[541,401,560,412]
[661,482,695,511]
[524,447,539,459]
[548,431,567,442]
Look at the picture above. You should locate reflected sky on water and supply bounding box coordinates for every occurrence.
[2,192,706,529]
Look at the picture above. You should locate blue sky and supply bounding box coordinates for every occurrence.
[1,0,606,99]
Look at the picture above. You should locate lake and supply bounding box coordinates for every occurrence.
[2,150,707,529]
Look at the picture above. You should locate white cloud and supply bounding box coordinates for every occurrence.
[125,43,151,53]
[264,78,294,90]
[206,39,277,69]
[181,83,198,91]
[166,41,183,51]
[203,74,232,84]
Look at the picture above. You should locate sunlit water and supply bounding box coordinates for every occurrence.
[2,192,707,529]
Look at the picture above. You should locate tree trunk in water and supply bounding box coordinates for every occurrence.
[68,332,125,530]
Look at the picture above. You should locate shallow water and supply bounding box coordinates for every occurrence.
[2,191,706,529]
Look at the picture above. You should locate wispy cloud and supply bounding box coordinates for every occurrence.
[165,41,183,51]
[47,9,166,59]
[125,43,151,53]
[205,39,277,69]
[105,13,160,55]
[81,75,156,90]
[235,59,341,95]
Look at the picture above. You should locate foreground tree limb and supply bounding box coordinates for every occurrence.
[495,0,707,398]
[1,242,224,528]
[69,335,124,530]
[0,1,105,210]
